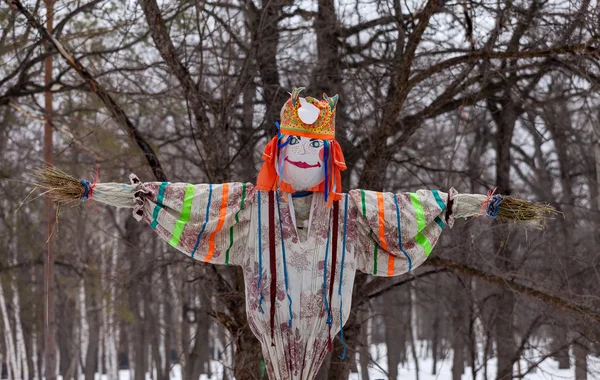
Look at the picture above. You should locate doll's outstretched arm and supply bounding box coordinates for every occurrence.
[35,167,254,266]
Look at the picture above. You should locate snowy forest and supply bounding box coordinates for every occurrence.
[1,0,600,379]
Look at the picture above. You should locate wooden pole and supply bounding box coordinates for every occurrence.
[43,0,57,378]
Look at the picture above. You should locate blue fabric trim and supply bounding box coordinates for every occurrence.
[393,194,413,273]
[80,179,90,200]
[432,190,446,211]
[191,184,212,259]
[323,140,330,202]
[278,135,292,149]
[487,195,502,218]
[292,191,313,198]
[322,213,332,326]
[275,192,293,326]
[338,194,349,359]
[150,182,168,229]
[434,216,445,230]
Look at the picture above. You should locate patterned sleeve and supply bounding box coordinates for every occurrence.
[130,175,255,266]
[349,188,456,276]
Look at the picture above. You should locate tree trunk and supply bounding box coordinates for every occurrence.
[489,88,519,380]
[431,311,439,375]
[574,340,588,380]
[315,352,331,380]
[384,292,400,380]
[551,327,570,370]
[84,295,99,380]
[327,273,367,380]
[0,281,18,379]
[408,283,419,380]
[234,327,264,380]
[133,289,147,380]
[451,278,465,380]
[252,0,288,133]
[43,0,57,378]
[592,117,600,213]
[494,290,515,380]
[358,308,370,380]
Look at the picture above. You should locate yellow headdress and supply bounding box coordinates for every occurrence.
[279,87,339,140]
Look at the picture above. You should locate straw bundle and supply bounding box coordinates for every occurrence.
[452,193,557,225]
[495,196,558,223]
[32,166,87,206]
[31,166,137,209]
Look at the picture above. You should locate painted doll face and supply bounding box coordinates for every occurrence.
[277,135,325,191]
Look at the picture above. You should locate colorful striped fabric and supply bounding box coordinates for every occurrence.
[141,182,252,266]
[351,188,454,276]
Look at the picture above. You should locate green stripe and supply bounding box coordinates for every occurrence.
[360,189,367,216]
[373,243,378,275]
[150,182,169,229]
[168,184,195,247]
[225,183,247,265]
[362,190,378,274]
[434,216,444,230]
[236,183,247,223]
[410,192,426,232]
[431,190,446,211]
[415,232,433,256]
[226,228,234,265]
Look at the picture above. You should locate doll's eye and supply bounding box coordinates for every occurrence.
[289,136,300,145]
[310,140,324,148]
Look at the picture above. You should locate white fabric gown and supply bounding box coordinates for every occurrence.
[130,178,456,379]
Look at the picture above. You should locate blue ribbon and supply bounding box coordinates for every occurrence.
[80,179,91,200]
[487,195,502,219]
[323,140,330,202]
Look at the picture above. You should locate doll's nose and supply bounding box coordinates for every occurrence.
[298,144,307,155]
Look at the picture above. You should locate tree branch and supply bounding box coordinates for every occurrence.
[5,0,167,181]
[427,257,600,324]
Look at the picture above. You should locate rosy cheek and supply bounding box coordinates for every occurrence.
[319,147,325,161]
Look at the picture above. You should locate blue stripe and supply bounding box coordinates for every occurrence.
[257,191,264,314]
[150,182,168,229]
[338,194,349,360]
[322,212,332,325]
[323,140,330,202]
[275,192,293,326]
[190,184,212,259]
[394,194,413,273]
[432,190,446,211]
[435,216,445,230]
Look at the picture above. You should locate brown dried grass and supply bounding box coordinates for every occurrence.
[31,166,85,206]
[496,196,559,223]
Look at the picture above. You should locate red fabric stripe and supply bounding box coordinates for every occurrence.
[268,191,277,347]
[327,200,339,351]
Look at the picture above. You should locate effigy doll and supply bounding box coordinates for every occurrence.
[38,87,551,380]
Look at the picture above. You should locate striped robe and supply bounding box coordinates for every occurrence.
[131,178,456,380]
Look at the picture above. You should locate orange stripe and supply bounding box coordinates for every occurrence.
[376,192,388,251]
[387,254,395,276]
[204,184,229,262]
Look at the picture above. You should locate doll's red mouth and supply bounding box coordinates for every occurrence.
[285,157,322,169]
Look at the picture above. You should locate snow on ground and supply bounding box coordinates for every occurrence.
[348,343,600,380]
[93,343,599,380]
